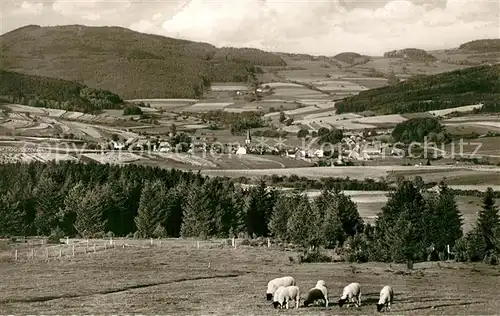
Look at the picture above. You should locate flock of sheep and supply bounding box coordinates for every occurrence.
[266,276,394,312]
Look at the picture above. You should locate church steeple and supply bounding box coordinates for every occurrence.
[245,129,251,144]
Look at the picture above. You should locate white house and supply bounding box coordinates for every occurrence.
[157,141,171,152]
[112,140,125,150]
[313,149,324,158]
[236,146,247,155]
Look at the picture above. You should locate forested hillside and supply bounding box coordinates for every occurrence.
[392,117,448,143]
[383,48,437,61]
[336,64,500,114]
[0,70,124,113]
[333,52,370,64]
[0,25,285,99]
[459,39,500,52]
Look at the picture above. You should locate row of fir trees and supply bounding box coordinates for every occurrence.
[0,161,499,263]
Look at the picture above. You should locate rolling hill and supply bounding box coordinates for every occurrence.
[335,64,500,114]
[459,39,500,52]
[383,48,437,61]
[0,69,124,113]
[0,25,285,99]
[334,52,371,65]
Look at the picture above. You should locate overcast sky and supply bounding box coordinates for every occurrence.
[1,0,499,55]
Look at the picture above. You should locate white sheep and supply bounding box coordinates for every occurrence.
[266,276,296,301]
[272,285,300,309]
[303,280,329,307]
[376,285,394,312]
[338,282,361,308]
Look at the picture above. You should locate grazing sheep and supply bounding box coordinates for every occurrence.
[338,282,361,308]
[304,280,329,307]
[266,276,296,300]
[272,285,300,309]
[376,285,394,312]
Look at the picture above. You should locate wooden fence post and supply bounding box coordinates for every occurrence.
[14,249,18,261]
[232,237,235,248]
[110,237,113,246]
[72,245,75,256]
[150,238,153,245]
[66,237,69,245]
[197,241,200,249]
[267,238,271,248]
[59,249,62,258]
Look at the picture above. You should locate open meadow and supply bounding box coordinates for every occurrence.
[1,238,499,315]
[201,165,500,184]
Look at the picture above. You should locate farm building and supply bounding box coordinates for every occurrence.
[236,146,247,155]
[313,149,324,158]
[156,142,171,152]
[112,140,125,150]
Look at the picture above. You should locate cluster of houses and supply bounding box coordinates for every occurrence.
[106,128,389,165]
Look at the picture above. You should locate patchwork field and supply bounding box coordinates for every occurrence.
[187,102,234,112]
[201,165,500,185]
[1,239,499,315]
[429,104,483,117]
[210,83,249,91]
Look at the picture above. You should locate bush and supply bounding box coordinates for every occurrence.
[106,231,115,238]
[240,239,251,246]
[123,106,143,115]
[343,235,371,263]
[299,249,331,263]
[483,251,499,265]
[92,231,106,239]
[297,129,309,138]
[47,228,65,244]
[153,224,167,238]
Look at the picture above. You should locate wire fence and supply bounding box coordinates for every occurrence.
[9,237,273,263]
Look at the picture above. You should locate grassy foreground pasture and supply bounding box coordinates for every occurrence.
[1,239,499,315]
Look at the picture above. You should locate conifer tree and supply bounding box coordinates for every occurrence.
[476,187,500,253]
[246,180,276,237]
[315,189,363,248]
[210,179,235,237]
[287,194,322,248]
[74,184,109,237]
[33,174,62,235]
[0,190,23,236]
[427,182,463,251]
[134,180,167,238]
[180,181,212,238]
[58,181,86,236]
[230,186,247,238]
[374,180,428,262]
[160,185,184,237]
[269,193,293,242]
[336,193,364,237]
[104,182,127,236]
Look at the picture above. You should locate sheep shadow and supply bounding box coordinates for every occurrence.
[398,296,465,304]
[397,301,484,312]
